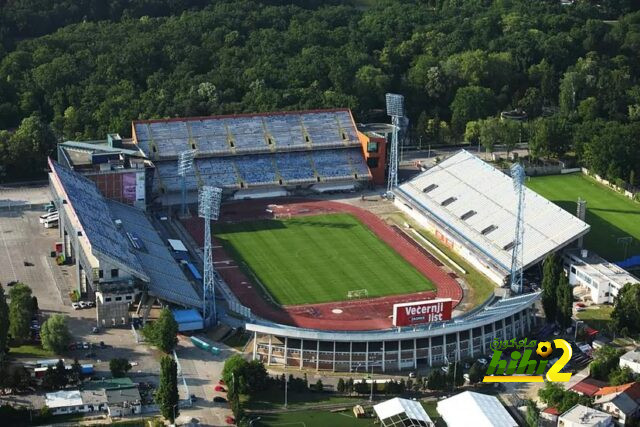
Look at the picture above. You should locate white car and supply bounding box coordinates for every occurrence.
[130,362,139,367]
[86,301,95,308]
[477,358,488,366]
[441,366,449,374]
[72,302,80,310]
[78,301,87,309]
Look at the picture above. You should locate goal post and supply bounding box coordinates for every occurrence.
[347,289,369,299]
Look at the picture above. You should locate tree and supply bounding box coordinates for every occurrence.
[315,379,323,392]
[556,274,573,329]
[40,314,71,354]
[55,359,67,389]
[538,381,591,413]
[70,358,82,385]
[608,366,635,386]
[142,307,178,353]
[0,285,9,359]
[541,254,561,323]
[337,378,345,393]
[590,346,624,381]
[529,116,572,159]
[611,283,640,335]
[346,377,354,395]
[427,369,446,391]
[8,283,33,345]
[525,399,540,427]
[447,363,464,388]
[31,296,39,314]
[450,86,496,135]
[155,355,179,424]
[354,378,368,395]
[42,366,57,390]
[109,358,132,378]
[468,362,484,384]
[222,355,249,396]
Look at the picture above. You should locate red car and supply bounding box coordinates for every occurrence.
[215,385,226,392]
[219,379,225,385]
[225,416,235,425]
[575,302,586,308]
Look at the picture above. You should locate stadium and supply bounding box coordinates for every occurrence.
[50,107,590,372]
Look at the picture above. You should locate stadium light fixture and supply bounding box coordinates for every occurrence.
[178,149,197,216]
[198,186,223,324]
[385,93,404,197]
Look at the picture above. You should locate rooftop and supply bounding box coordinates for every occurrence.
[559,404,612,425]
[620,349,640,364]
[595,382,640,400]
[45,390,82,409]
[396,150,590,272]
[436,391,517,427]
[105,387,141,405]
[373,397,433,427]
[566,249,639,287]
[570,377,607,397]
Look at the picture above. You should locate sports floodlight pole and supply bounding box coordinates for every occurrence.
[509,163,525,295]
[385,93,404,198]
[178,149,197,216]
[198,186,222,325]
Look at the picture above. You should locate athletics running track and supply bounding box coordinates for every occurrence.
[181,198,462,331]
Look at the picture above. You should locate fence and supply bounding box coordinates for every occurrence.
[582,168,638,201]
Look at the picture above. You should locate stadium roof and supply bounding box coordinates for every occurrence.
[437,391,517,427]
[396,150,590,272]
[132,108,361,159]
[107,201,201,308]
[49,159,145,276]
[374,397,433,427]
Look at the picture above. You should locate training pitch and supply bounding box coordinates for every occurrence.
[527,173,640,261]
[214,213,435,306]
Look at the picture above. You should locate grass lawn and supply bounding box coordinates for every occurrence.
[577,305,614,332]
[243,385,365,411]
[254,409,376,426]
[215,213,434,305]
[527,173,640,261]
[10,343,55,359]
[222,330,251,351]
[386,212,495,308]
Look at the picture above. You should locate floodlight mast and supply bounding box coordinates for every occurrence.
[177,149,197,216]
[198,186,222,325]
[385,93,404,198]
[509,163,525,295]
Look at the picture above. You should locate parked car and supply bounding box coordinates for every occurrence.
[130,362,139,367]
[71,302,80,310]
[7,281,17,287]
[218,379,225,385]
[441,366,449,374]
[576,302,586,308]
[215,385,226,392]
[408,372,416,378]
[86,301,95,308]
[92,327,99,333]
[190,394,197,402]
[78,301,87,309]
[225,416,235,424]
[82,342,89,349]
[99,341,106,348]
[477,358,488,366]
[214,396,227,403]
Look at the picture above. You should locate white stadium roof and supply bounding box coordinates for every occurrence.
[374,397,433,426]
[396,150,590,272]
[437,391,517,427]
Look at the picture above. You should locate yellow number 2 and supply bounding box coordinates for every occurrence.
[546,339,573,382]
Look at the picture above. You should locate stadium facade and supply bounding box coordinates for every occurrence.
[246,292,540,371]
[394,150,590,285]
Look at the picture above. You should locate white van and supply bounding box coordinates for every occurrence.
[43,215,59,228]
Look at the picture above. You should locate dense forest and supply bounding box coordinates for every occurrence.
[0,0,639,184]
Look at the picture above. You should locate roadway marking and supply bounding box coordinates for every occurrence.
[0,216,17,281]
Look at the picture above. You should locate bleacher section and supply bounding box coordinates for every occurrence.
[153,148,369,193]
[137,109,371,196]
[135,109,362,159]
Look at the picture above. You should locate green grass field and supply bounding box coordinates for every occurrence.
[215,213,434,306]
[527,173,640,261]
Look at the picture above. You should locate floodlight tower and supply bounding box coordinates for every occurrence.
[385,93,404,198]
[198,186,223,325]
[177,149,197,216]
[509,163,526,295]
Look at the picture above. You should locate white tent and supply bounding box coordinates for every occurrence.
[374,397,434,427]
[437,391,517,427]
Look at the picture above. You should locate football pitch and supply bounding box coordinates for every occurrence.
[214,213,435,306]
[527,173,640,261]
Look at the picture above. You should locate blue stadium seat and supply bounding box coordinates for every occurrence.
[235,155,277,185]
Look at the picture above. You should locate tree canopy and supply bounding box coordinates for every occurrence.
[40,314,71,354]
[142,307,178,353]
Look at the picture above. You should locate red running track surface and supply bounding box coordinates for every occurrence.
[181,198,463,331]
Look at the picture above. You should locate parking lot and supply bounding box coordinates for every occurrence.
[0,186,232,425]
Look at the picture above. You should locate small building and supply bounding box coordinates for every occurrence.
[105,387,142,417]
[619,349,640,374]
[558,404,613,427]
[570,378,607,397]
[565,249,639,304]
[594,382,640,425]
[436,391,517,427]
[541,407,560,423]
[45,389,107,416]
[373,397,434,427]
[172,308,204,332]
